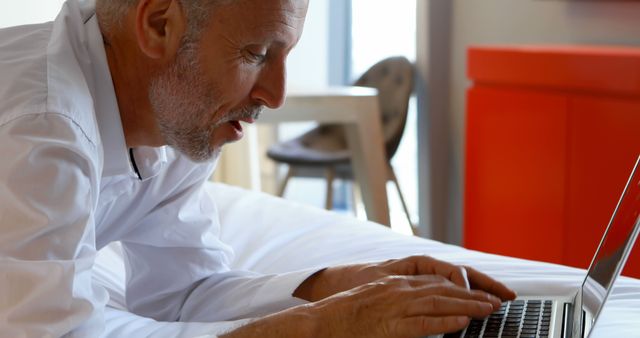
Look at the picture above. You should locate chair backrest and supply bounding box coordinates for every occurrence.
[354,56,415,160]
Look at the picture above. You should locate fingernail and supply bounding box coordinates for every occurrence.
[457,316,469,325]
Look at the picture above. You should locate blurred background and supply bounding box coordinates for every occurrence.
[5,0,640,250]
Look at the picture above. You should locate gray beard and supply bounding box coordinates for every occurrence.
[148,41,265,163]
[148,41,221,162]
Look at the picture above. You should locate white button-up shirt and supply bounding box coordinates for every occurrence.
[0,1,312,336]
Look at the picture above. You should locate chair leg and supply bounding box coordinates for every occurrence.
[388,165,415,232]
[350,180,363,218]
[278,166,295,197]
[325,167,336,210]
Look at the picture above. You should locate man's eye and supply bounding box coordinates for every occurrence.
[246,50,267,63]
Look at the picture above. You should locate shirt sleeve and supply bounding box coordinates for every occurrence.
[119,157,318,323]
[0,113,108,337]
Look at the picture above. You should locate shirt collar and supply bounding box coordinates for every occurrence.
[130,146,168,181]
[84,6,167,180]
[85,12,131,177]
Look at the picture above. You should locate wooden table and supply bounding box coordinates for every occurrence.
[258,86,391,226]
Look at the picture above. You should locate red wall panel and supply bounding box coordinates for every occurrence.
[465,87,567,263]
[465,45,640,278]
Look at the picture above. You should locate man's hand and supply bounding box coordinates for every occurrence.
[311,274,500,337]
[222,256,517,337]
[294,255,516,309]
[223,273,503,338]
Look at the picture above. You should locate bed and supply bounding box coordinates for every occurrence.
[94,182,640,337]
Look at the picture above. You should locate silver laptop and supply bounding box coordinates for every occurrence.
[440,156,640,338]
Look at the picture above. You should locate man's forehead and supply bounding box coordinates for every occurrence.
[238,0,308,10]
[216,0,308,21]
[210,0,308,43]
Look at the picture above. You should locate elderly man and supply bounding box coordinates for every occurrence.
[0,0,516,336]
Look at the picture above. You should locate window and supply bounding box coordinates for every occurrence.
[350,0,417,80]
[350,0,418,235]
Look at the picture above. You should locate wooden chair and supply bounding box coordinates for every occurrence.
[267,56,415,226]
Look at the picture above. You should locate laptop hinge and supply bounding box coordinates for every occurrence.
[562,293,586,338]
[562,302,573,338]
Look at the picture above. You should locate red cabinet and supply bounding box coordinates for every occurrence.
[464,45,640,278]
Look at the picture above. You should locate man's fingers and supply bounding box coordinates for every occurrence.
[465,266,517,301]
[431,261,472,291]
[378,255,516,311]
[401,275,503,310]
[452,266,470,290]
[398,256,516,301]
[396,276,502,311]
[396,315,470,337]
[404,255,472,290]
[405,295,494,318]
[400,273,452,288]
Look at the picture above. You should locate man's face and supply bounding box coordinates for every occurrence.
[149,0,308,162]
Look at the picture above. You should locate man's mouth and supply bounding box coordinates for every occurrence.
[240,117,256,124]
[230,120,242,132]
[222,106,261,136]
[229,116,257,130]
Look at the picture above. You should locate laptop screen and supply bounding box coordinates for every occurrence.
[581,156,640,329]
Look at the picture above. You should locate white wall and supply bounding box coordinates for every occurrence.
[0,0,66,28]
[430,0,640,244]
[451,0,640,155]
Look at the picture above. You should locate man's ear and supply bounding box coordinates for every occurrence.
[134,0,186,60]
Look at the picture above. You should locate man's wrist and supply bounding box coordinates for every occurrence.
[221,304,319,338]
[293,268,329,302]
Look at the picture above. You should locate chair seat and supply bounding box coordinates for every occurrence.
[266,124,352,165]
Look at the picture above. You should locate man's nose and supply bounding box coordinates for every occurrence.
[251,60,287,109]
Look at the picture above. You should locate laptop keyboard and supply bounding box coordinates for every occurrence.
[443,299,553,338]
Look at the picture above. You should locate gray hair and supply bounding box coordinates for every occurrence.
[96,0,232,40]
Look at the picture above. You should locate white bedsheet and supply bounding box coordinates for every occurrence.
[94,182,640,337]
